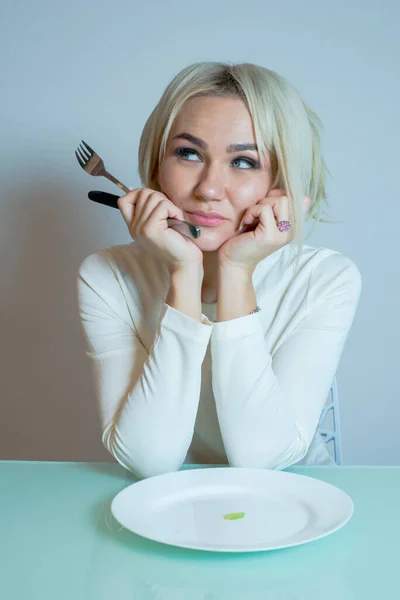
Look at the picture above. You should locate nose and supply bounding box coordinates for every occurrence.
[194,162,225,203]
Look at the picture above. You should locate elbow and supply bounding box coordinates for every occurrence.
[226,430,309,471]
[116,455,183,481]
[102,425,186,480]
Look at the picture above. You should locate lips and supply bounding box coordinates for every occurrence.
[186,211,227,227]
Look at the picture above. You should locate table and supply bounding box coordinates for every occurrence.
[1,462,399,599]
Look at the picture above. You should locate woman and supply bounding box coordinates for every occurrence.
[77,62,362,479]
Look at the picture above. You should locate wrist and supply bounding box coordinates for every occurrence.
[217,264,257,322]
[218,262,255,282]
[169,262,204,281]
[167,265,204,323]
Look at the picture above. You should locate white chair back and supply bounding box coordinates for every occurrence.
[317,377,342,465]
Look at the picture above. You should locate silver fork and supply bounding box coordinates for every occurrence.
[75,140,200,239]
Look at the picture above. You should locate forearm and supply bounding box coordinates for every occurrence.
[211,257,363,471]
[213,264,306,469]
[217,265,256,322]
[211,324,306,470]
[166,265,204,323]
[102,266,210,478]
[104,307,211,478]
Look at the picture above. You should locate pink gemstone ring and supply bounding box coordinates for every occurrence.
[277,220,291,232]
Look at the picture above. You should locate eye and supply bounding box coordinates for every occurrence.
[174,147,201,161]
[174,147,261,170]
[231,157,260,170]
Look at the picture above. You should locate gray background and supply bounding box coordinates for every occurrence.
[1,0,398,464]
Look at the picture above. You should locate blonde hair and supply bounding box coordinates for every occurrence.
[138,62,339,263]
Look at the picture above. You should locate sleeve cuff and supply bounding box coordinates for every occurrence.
[211,312,264,342]
[161,303,213,343]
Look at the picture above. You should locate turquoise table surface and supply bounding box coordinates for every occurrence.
[1,462,399,599]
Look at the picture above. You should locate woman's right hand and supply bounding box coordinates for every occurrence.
[118,188,203,273]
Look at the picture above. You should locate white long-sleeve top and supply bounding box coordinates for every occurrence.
[76,240,362,479]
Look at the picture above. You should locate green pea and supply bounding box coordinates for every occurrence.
[224,512,245,520]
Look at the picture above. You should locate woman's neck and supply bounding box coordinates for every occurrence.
[201,251,219,304]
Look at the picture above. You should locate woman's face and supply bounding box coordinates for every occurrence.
[158,96,273,252]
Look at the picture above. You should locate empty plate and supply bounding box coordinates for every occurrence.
[111,467,353,552]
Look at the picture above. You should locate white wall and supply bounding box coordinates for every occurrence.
[1,0,399,464]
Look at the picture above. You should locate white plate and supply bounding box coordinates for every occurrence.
[111,467,353,553]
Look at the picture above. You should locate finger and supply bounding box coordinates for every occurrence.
[273,195,291,225]
[131,189,165,232]
[255,204,277,232]
[140,191,184,224]
[141,200,184,236]
[117,188,141,226]
[135,191,162,231]
[266,188,286,198]
[241,204,276,231]
[259,194,293,230]
[238,190,287,231]
[118,187,141,206]
[238,206,258,230]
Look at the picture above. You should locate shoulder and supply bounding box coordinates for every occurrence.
[77,246,118,301]
[78,242,141,279]
[76,242,167,322]
[76,243,142,312]
[304,245,362,305]
[78,246,114,281]
[77,241,151,290]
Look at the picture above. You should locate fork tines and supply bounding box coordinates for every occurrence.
[75,140,94,167]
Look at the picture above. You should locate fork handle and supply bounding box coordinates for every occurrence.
[103,171,130,194]
[88,191,201,240]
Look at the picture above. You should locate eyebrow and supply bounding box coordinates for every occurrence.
[172,132,258,153]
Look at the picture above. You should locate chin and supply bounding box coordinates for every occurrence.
[192,230,230,252]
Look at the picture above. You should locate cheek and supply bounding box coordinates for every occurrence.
[158,159,192,199]
[228,176,269,209]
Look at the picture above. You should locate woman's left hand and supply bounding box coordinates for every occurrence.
[218,189,307,271]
